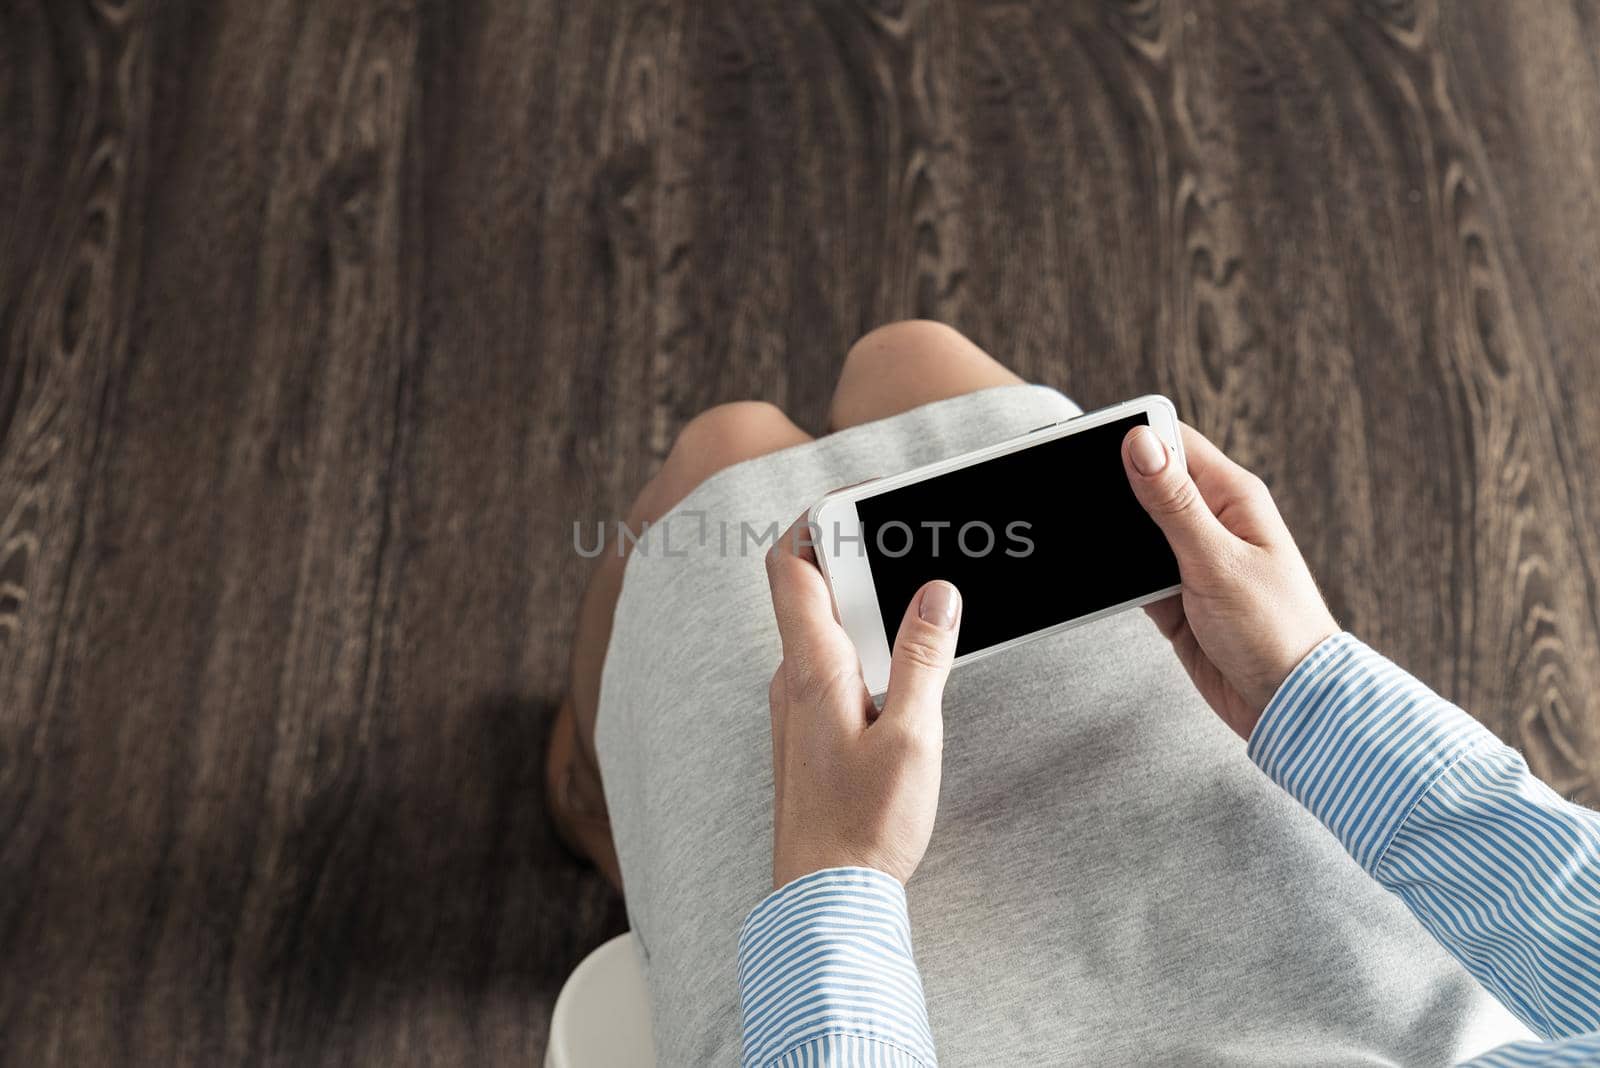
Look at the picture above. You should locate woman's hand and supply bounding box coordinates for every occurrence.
[1122,422,1339,740]
[764,517,962,889]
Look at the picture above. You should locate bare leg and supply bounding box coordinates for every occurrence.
[828,320,1023,431]
[552,323,1021,888]
[551,402,812,889]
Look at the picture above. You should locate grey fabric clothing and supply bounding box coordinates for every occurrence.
[595,384,1532,1066]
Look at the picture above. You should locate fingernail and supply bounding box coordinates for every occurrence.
[1129,427,1169,476]
[919,581,961,629]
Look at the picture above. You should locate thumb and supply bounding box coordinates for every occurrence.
[1122,425,1230,561]
[880,580,962,728]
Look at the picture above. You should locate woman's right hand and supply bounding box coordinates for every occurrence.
[1121,421,1340,740]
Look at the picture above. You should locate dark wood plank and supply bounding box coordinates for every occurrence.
[1,0,157,1060]
[2,1,1598,1064]
[1434,0,1600,797]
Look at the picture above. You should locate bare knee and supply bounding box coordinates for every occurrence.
[669,401,805,480]
[633,401,810,524]
[830,320,1018,430]
[841,320,972,382]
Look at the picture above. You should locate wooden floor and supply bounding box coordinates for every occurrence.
[3,1,1599,1063]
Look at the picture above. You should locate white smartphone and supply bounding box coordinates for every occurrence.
[808,394,1184,697]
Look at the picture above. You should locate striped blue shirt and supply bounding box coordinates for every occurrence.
[737,634,1600,1066]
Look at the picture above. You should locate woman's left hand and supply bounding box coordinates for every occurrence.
[763,516,962,889]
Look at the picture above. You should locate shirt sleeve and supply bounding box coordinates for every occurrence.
[737,867,937,1067]
[1459,1034,1600,1067]
[1248,632,1600,1048]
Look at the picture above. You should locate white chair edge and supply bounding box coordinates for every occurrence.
[546,931,657,1068]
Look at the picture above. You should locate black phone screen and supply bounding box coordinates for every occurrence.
[852,413,1179,657]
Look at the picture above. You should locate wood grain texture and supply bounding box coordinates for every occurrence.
[2,0,1598,1062]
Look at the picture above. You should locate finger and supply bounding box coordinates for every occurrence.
[1164,611,1234,717]
[1142,593,1186,641]
[764,514,869,715]
[1175,424,1253,508]
[879,580,962,733]
[1176,424,1288,546]
[1122,425,1233,560]
[764,514,854,660]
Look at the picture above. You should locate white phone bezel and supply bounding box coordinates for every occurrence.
[807,394,1184,697]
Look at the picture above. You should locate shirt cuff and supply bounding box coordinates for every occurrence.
[1246,632,1501,873]
[738,867,936,1067]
